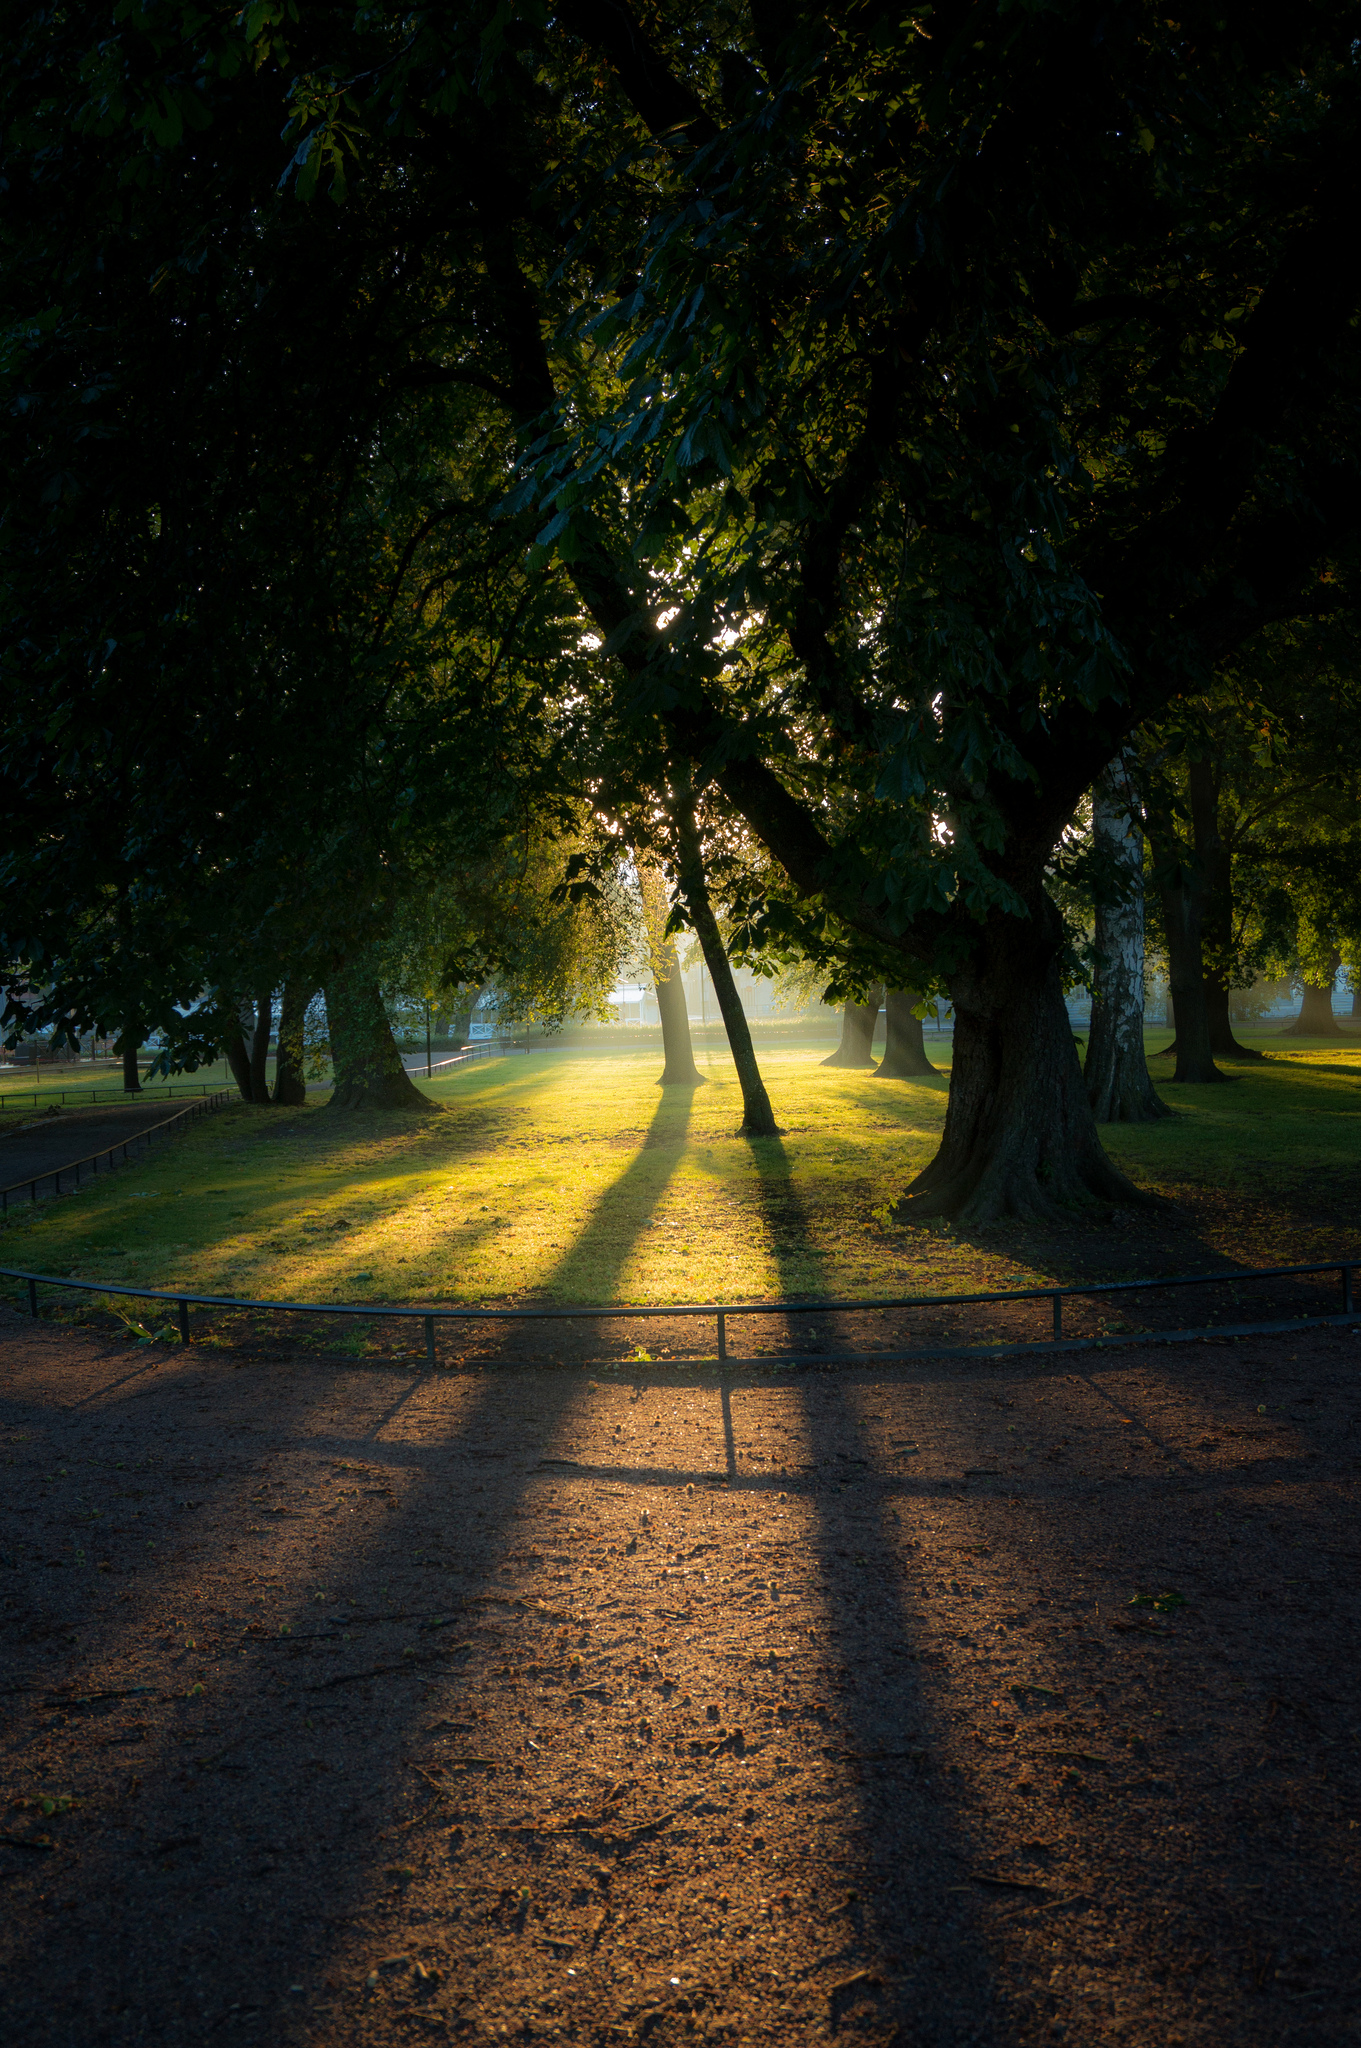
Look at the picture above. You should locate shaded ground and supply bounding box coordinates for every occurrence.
[2,1309,1358,2047]
[0,1102,206,1202]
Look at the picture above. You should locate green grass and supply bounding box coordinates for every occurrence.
[0,1061,235,1112]
[2,1029,1358,1314]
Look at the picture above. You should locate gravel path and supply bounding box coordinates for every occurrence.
[0,1311,1357,2047]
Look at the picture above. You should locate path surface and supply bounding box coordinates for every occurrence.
[0,1312,1356,2046]
[0,1103,194,1200]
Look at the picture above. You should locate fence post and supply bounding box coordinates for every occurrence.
[717,1310,727,1366]
[1052,1293,1062,1341]
[28,1277,37,1318]
[178,1300,191,1345]
[1344,1266,1354,1316]
[424,1314,436,1368]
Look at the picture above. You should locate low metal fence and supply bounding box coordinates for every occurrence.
[402,1041,524,1078]
[0,1253,1353,1367]
[0,1091,232,1215]
[0,1079,226,1112]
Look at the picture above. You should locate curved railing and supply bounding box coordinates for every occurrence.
[0,1091,232,1215]
[0,1252,1353,1366]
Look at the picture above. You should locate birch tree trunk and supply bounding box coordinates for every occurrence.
[1083,765,1168,1122]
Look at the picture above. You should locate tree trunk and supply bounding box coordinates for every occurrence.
[1156,869,1224,1081]
[119,1023,142,1095]
[822,991,882,1067]
[892,894,1154,1225]
[1148,761,1225,1083]
[273,981,312,1105]
[655,953,702,1083]
[673,799,779,1135]
[248,989,273,1103]
[1083,763,1168,1122]
[1203,976,1264,1057]
[875,989,939,1078]
[220,1007,256,1100]
[323,965,427,1110]
[1196,760,1263,1060]
[1281,957,1343,1035]
[638,858,703,1085]
[1351,977,1361,1021]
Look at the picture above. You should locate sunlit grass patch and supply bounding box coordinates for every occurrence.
[3,1030,1358,1318]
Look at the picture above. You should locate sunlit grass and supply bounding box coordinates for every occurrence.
[2,1029,1358,1313]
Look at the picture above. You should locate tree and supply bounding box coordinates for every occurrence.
[489,1,1361,1218]
[671,786,780,1136]
[1136,612,1361,1072]
[1084,763,1168,1121]
[876,992,940,1082]
[822,995,882,1071]
[9,3,1361,1220]
[637,859,703,1086]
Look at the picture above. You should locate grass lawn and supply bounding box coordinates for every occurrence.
[2,1026,1359,1322]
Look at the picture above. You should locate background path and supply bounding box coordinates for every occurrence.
[0,1102,200,1202]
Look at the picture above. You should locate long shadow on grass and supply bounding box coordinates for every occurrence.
[738,1133,861,1359]
[512,1082,701,1317]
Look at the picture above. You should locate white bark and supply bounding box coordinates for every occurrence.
[1084,762,1168,1123]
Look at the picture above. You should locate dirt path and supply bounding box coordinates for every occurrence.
[1,1310,1357,2047]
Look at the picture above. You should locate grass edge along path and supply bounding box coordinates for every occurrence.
[0,1038,1358,1342]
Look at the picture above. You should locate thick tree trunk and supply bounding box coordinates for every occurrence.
[119,1024,142,1095]
[248,989,273,1103]
[323,965,426,1110]
[1156,866,1224,1082]
[273,981,312,1106]
[638,859,703,1085]
[673,800,779,1135]
[1084,764,1168,1123]
[822,990,882,1067]
[892,896,1153,1225]
[1351,977,1361,1021]
[220,1007,256,1100]
[1203,975,1263,1057]
[1281,960,1342,1035]
[875,989,939,1078]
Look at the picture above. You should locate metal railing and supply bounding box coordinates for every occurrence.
[0,1079,226,1112]
[0,1253,1353,1367]
[402,1041,524,1078]
[0,1091,231,1215]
